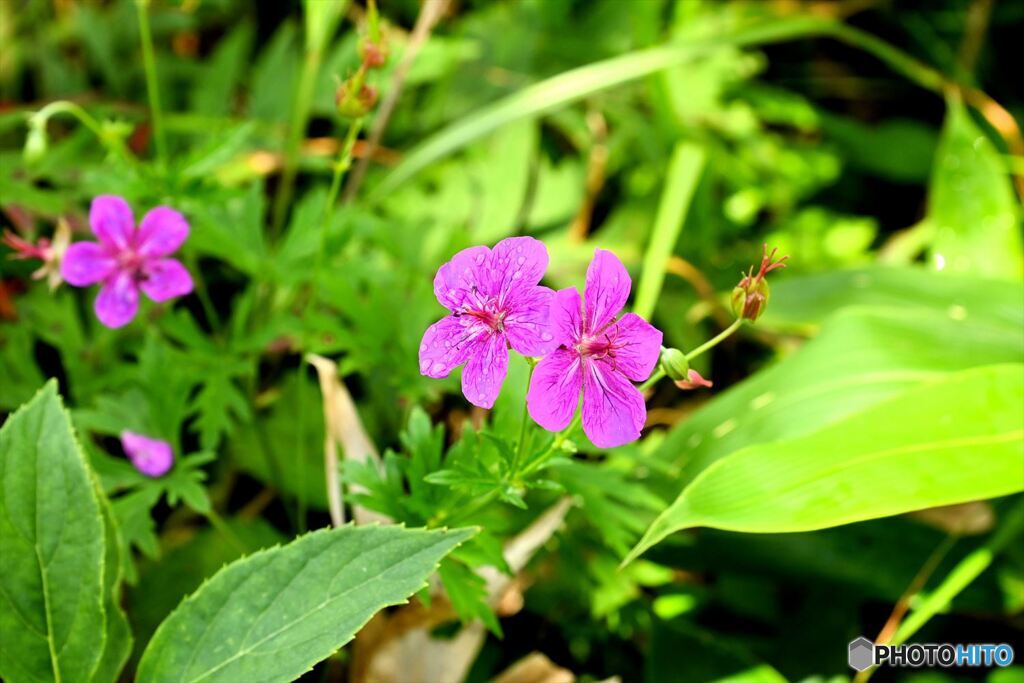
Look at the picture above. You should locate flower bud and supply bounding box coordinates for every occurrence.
[359,37,389,69]
[24,119,48,163]
[675,369,713,391]
[731,244,788,322]
[335,81,378,119]
[660,347,690,382]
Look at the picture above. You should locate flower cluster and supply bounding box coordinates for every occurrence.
[420,239,662,448]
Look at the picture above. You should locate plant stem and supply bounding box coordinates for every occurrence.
[135,0,167,168]
[639,318,744,393]
[685,318,743,362]
[184,252,222,332]
[511,363,536,476]
[317,117,363,274]
[32,101,131,161]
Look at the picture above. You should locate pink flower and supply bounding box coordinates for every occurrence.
[60,195,193,328]
[527,250,662,448]
[121,431,174,477]
[420,236,557,409]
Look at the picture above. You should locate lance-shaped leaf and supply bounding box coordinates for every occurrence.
[137,524,474,683]
[0,381,107,683]
[626,364,1024,564]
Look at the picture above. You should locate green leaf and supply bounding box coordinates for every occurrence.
[627,364,1024,563]
[93,489,133,683]
[136,525,475,683]
[759,266,1024,333]
[369,15,835,198]
[0,382,106,683]
[188,23,254,117]
[927,98,1023,279]
[651,306,1022,498]
[634,141,706,320]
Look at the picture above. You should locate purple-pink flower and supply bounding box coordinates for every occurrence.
[527,250,662,448]
[420,236,557,409]
[60,195,193,328]
[121,431,174,477]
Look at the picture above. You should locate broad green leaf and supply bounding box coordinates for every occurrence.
[634,142,706,319]
[136,525,474,683]
[927,98,1023,279]
[0,382,106,683]
[651,306,1023,495]
[93,490,132,683]
[627,364,1024,563]
[759,266,1024,332]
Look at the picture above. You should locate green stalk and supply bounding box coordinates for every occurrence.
[29,101,132,162]
[634,143,706,320]
[135,0,167,167]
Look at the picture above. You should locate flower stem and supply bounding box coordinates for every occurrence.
[639,318,744,392]
[685,317,743,362]
[32,101,131,161]
[511,362,536,476]
[317,117,364,271]
[135,0,167,168]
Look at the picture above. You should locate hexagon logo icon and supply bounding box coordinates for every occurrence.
[849,637,875,671]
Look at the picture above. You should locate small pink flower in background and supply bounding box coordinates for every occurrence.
[420,236,557,409]
[60,195,193,328]
[121,431,174,477]
[527,250,662,448]
[2,218,71,290]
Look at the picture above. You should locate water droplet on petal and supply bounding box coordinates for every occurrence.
[512,271,521,279]
[431,362,446,374]
[541,332,553,341]
[517,256,525,265]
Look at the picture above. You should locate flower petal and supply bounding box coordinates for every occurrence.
[90,195,135,250]
[60,242,116,286]
[584,249,631,334]
[549,287,583,347]
[608,312,663,382]
[120,431,174,477]
[581,358,646,448]
[136,206,189,258]
[490,236,548,297]
[461,331,508,409]
[527,347,582,432]
[94,271,139,328]
[504,285,556,357]
[419,314,489,378]
[433,245,491,311]
[139,258,193,302]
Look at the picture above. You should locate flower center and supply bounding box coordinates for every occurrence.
[466,308,506,333]
[116,249,146,277]
[577,332,617,360]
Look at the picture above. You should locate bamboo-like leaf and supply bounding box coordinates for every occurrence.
[927,98,1023,279]
[627,364,1024,564]
[633,142,706,320]
[137,525,474,683]
[0,382,107,683]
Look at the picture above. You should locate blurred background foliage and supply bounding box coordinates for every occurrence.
[0,0,1022,681]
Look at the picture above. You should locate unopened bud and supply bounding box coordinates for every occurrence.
[24,119,48,163]
[674,369,713,391]
[731,244,787,322]
[359,37,388,69]
[660,347,690,382]
[335,82,378,119]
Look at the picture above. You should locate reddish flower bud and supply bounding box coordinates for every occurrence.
[335,80,378,119]
[359,37,388,69]
[674,369,713,391]
[731,244,788,322]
